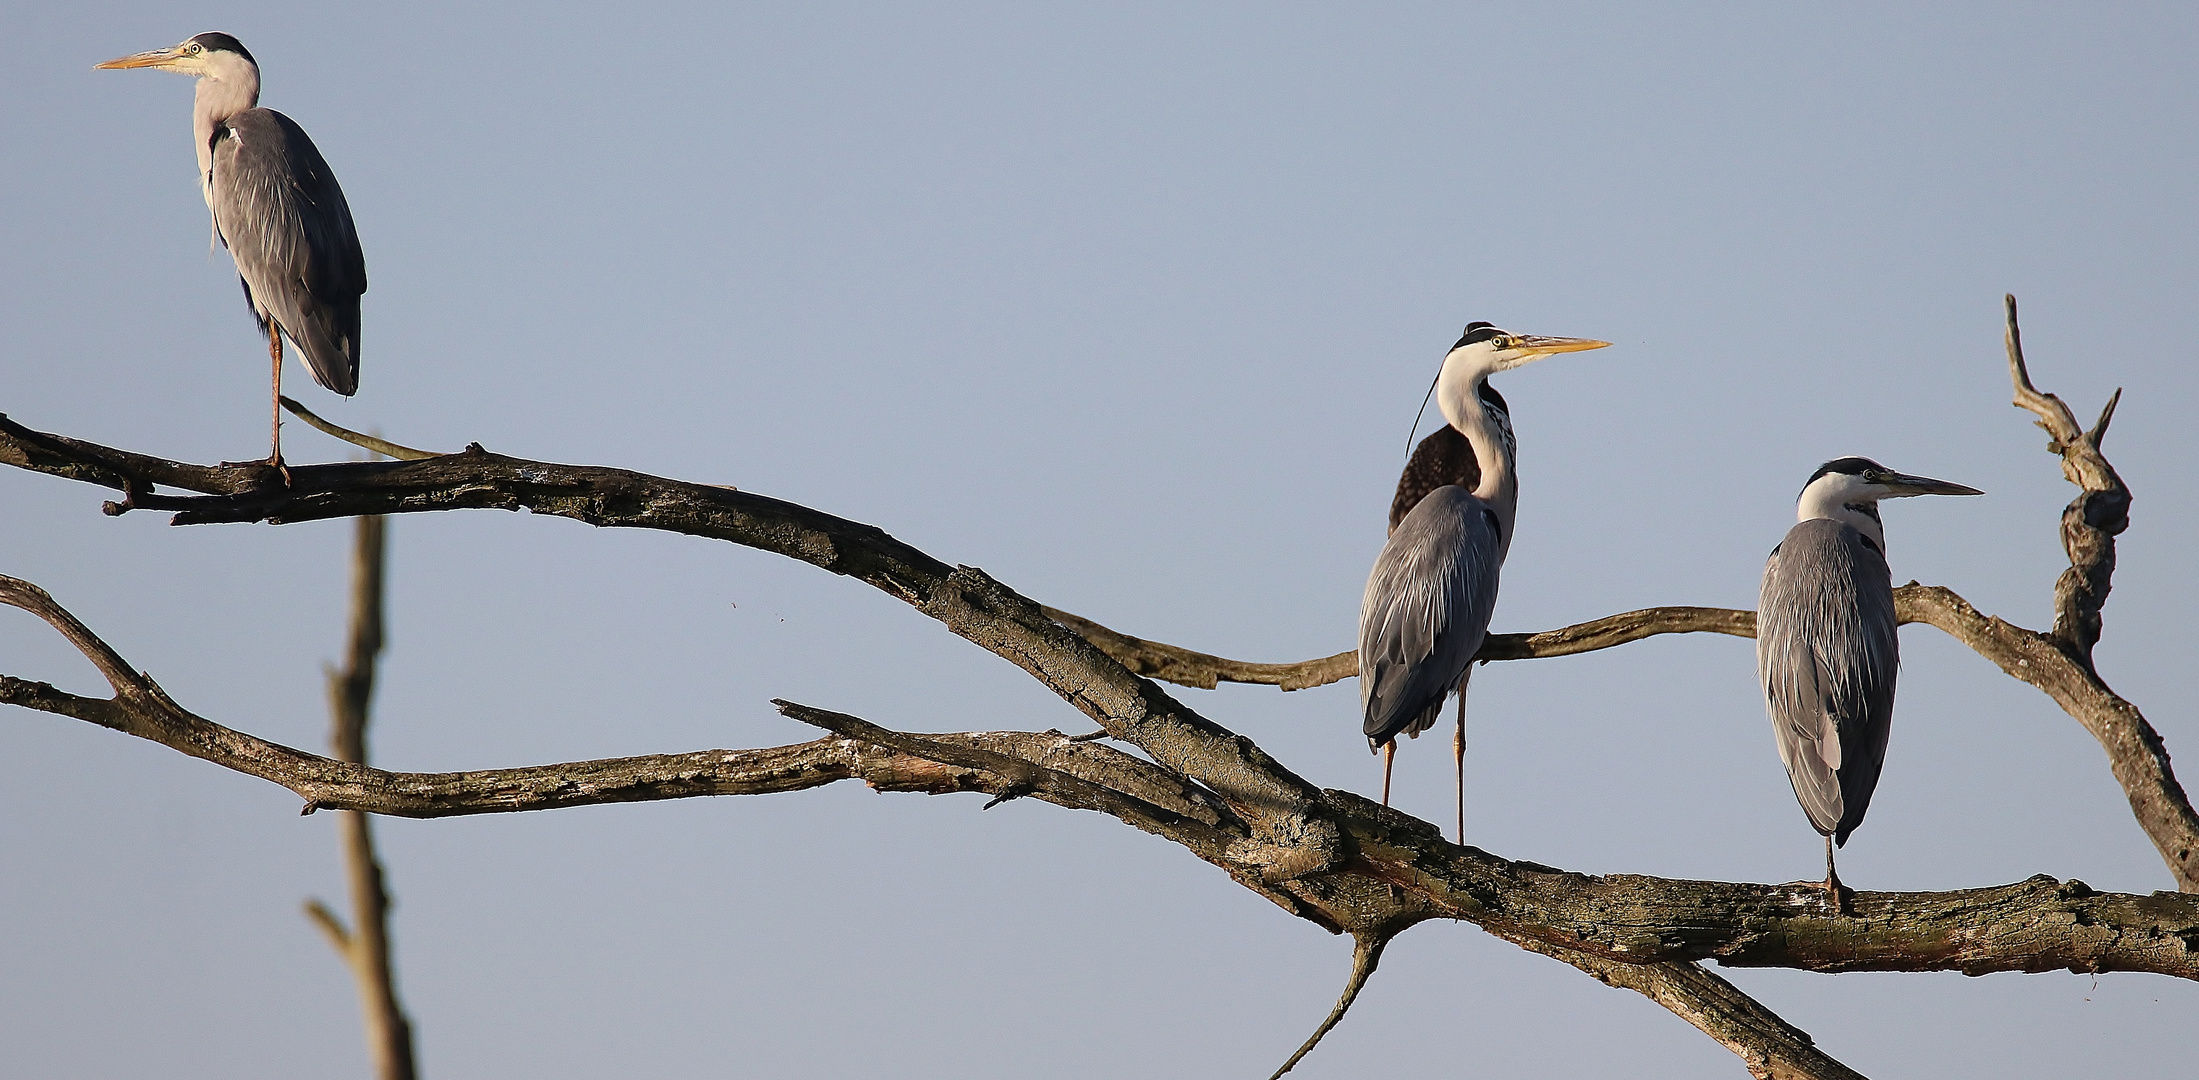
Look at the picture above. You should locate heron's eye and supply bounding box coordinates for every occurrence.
[187,43,202,55]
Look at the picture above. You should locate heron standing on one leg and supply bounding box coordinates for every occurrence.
[1360,323,1608,840]
[98,33,367,472]
[1758,457,1980,901]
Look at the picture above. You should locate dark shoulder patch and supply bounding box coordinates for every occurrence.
[1857,534,1883,556]
[1390,426,1478,533]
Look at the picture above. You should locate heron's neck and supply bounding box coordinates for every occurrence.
[1796,483,1887,552]
[191,68,260,197]
[1435,364,1518,533]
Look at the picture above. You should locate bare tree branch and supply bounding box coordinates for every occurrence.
[281,396,437,461]
[304,898,354,955]
[0,415,1331,850]
[1503,946,1866,1080]
[1044,603,1759,693]
[308,513,419,1080]
[0,300,2188,1076]
[1270,931,1391,1079]
[3,575,2192,990]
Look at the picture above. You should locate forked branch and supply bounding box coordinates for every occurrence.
[0,297,2190,1080]
[3,575,2193,985]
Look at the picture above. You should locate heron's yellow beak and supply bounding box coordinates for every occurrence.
[1513,336,1612,359]
[95,45,190,71]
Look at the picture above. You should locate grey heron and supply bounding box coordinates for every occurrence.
[98,32,367,472]
[1758,457,1980,899]
[1360,322,1609,839]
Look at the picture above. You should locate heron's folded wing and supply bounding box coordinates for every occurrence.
[1360,487,1502,745]
[210,108,366,396]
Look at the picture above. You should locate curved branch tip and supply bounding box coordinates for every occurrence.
[1269,931,1391,1079]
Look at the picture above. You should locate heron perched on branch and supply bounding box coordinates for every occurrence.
[98,32,367,472]
[1359,323,1609,839]
[1758,457,1979,899]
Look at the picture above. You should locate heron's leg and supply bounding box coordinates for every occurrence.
[265,322,288,475]
[1823,835,1847,909]
[1380,740,1396,807]
[1453,693,1466,844]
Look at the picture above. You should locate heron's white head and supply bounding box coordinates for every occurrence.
[97,32,259,82]
[97,32,263,189]
[1434,321,1609,435]
[1794,456,1982,548]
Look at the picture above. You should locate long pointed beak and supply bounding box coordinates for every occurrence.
[95,46,187,71]
[1884,472,1983,497]
[1515,335,1612,359]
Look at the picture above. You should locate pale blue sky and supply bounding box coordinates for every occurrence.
[3,3,2195,1076]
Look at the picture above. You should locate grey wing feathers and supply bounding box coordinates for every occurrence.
[1757,519,1899,843]
[210,108,367,395]
[1360,486,1503,748]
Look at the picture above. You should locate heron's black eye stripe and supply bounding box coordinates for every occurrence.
[1453,321,1507,349]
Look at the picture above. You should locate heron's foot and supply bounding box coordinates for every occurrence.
[1823,874,1852,915]
[211,455,292,490]
[1777,876,1853,913]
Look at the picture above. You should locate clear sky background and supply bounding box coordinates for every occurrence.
[3,3,2194,1077]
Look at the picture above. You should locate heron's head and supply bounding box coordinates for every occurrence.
[1802,457,1983,503]
[1795,457,1981,538]
[96,33,257,81]
[1442,321,1610,382]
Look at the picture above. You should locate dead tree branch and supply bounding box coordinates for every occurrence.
[305,513,419,1080]
[1505,947,1867,1080]
[2,575,2193,987]
[0,299,2187,1076]
[1270,931,1391,1079]
[1044,603,1759,692]
[0,415,1331,851]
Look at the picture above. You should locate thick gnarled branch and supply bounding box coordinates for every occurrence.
[0,299,2187,1079]
[0,413,1329,847]
[3,575,2192,992]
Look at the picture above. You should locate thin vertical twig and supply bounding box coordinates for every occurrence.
[306,513,420,1080]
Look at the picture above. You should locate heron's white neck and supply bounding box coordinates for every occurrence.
[1796,474,1888,552]
[190,56,260,204]
[1435,355,1518,551]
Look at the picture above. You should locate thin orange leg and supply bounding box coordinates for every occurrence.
[1379,740,1396,807]
[266,322,287,472]
[1823,835,1846,907]
[1453,695,1466,844]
